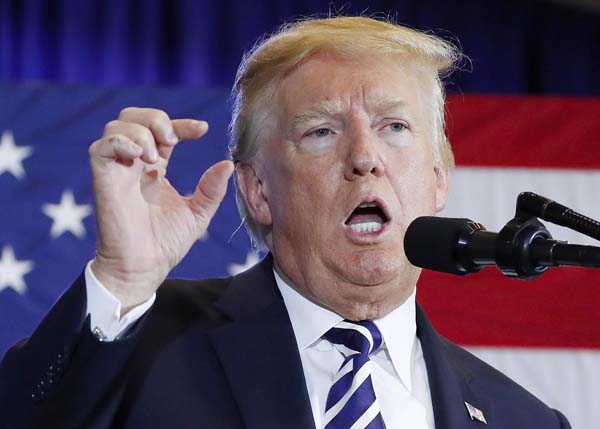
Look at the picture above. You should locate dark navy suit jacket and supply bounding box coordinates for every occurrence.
[0,256,570,428]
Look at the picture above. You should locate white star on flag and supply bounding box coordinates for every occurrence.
[0,130,33,180]
[228,252,260,276]
[42,190,93,239]
[0,246,34,294]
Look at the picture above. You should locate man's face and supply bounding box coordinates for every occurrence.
[245,53,448,320]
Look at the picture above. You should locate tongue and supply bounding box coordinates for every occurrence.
[346,212,384,226]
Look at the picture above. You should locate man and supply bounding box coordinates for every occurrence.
[0,16,570,429]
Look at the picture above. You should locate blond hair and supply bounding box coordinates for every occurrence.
[229,16,461,249]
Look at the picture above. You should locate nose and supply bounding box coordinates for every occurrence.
[344,129,385,180]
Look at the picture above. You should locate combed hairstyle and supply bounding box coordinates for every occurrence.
[228,16,462,249]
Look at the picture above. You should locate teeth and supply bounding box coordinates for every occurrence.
[349,222,382,234]
[358,202,377,208]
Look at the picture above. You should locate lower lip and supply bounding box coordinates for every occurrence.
[343,221,390,243]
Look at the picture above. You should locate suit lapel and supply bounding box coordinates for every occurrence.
[207,257,493,429]
[208,256,315,429]
[417,304,493,428]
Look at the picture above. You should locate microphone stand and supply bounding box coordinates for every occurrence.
[493,192,600,280]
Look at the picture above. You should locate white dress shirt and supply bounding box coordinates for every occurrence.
[273,270,434,429]
[85,263,434,428]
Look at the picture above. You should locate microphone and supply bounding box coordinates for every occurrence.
[404,216,600,279]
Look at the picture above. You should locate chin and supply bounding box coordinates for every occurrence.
[336,248,404,286]
[314,248,419,320]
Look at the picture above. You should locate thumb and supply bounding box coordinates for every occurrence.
[188,160,234,235]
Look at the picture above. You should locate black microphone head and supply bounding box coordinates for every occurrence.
[404,216,479,275]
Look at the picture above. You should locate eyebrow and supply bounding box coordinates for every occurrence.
[290,99,346,131]
[289,97,410,133]
[369,97,409,113]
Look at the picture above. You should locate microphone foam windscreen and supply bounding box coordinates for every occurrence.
[404,216,474,275]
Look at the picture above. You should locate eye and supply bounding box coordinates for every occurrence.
[310,128,332,138]
[387,122,407,132]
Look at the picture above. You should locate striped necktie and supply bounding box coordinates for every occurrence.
[322,320,385,429]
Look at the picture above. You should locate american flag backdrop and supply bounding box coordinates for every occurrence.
[0,84,599,428]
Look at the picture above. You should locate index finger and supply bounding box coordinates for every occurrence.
[157,119,209,161]
[118,107,179,146]
[118,107,207,147]
[171,119,209,141]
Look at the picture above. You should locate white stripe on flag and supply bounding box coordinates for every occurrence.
[442,167,600,245]
[467,347,600,429]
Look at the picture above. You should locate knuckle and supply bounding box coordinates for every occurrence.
[89,136,115,156]
[148,118,162,132]
[103,120,121,135]
[88,139,100,155]
[118,106,137,118]
[155,109,170,122]
[148,111,170,130]
[107,134,124,145]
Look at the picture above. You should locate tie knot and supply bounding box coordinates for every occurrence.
[324,320,383,358]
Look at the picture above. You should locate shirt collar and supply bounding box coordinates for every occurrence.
[273,268,342,350]
[374,286,418,392]
[273,268,418,392]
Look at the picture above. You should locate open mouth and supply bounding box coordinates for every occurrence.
[344,200,390,234]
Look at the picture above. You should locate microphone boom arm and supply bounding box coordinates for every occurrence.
[478,192,600,279]
[517,192,600,241]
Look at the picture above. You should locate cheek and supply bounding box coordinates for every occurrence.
[384,150,438,217]
[282,148,341,195]
[268,159,340,229]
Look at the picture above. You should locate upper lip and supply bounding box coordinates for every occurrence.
[343,195,391,225]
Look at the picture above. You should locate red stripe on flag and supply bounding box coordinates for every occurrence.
[417,266,600,349]
[420,95,600,349]
[446,95,600,169]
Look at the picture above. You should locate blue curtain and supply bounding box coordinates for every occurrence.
[1,0,598,95]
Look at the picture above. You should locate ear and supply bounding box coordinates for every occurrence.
[434,166,449,213]
[235,163,272,226]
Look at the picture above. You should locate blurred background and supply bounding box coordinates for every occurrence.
[0,0,599,428]
[1,0,598,92]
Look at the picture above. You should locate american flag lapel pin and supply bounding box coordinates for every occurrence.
[465,401,487,424]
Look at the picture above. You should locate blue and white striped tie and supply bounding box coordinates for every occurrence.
[323,320,386,429]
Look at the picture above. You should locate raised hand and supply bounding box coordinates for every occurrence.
[89,108,233,313]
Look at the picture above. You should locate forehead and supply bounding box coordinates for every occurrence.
[275,52,430,120]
